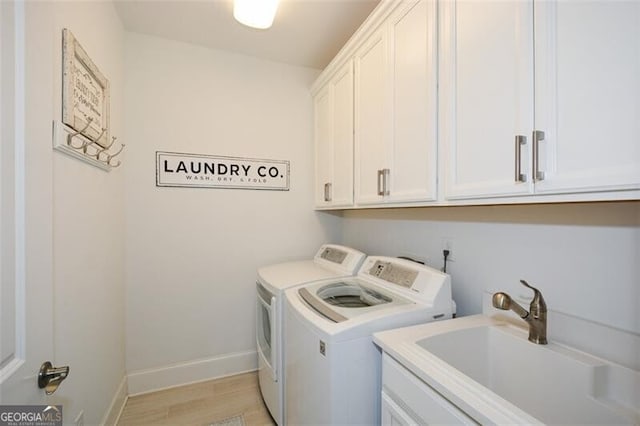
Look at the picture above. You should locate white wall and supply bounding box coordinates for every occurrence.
[124,33,341,390]
[342,202,640,334]
[26,1,127,424]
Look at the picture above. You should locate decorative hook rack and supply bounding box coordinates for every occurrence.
[53,120,125,171]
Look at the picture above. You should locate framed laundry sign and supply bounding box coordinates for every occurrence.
[156,151,290,191]
[62,28,110,147]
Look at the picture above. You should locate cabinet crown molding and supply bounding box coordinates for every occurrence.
[310,0,402,95]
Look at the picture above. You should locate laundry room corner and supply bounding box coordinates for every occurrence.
[122,33,343,394]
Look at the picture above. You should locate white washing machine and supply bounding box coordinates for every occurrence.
[256,244,366,425]
[284,256,455,425]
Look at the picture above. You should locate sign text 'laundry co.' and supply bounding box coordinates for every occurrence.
[156,151,290,191]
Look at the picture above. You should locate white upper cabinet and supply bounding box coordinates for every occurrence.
[442,0,639,201]
[388,0,438,203]
[314,61,354,208]
[533,1,640,194]
[355,0,438,206]
[354,26,390,205]
[314,0,638,209]
[440,0,535,200]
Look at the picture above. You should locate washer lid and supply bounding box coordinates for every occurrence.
[317,282,392,308]
[298,279,412,323]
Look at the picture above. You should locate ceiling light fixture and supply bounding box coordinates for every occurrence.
[233,0,280,30]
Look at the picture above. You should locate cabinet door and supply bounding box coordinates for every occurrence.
[314,85,334,207]
[331,62,355,206]
[388,0,438,203]
[382,354,476,425]
[534,1,640,195]
[354,27,390,205]
[314,62,354,208]
[441,0,535,199]
[381,392,417,426]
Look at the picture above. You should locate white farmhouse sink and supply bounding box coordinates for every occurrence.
[417,324,639,425]
[374,313,640,425]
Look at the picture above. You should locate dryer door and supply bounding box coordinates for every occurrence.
[256,282,277,381]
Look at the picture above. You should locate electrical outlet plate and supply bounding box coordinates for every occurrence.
[441,238,455,262]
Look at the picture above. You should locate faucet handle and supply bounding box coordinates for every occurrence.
[519,279,547,314]
[519,279,536,292]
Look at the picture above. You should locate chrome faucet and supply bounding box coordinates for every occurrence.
[492,280,548,345]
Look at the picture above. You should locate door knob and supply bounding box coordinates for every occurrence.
[38,361,69,395]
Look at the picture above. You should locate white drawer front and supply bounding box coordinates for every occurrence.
[382,353,477,425]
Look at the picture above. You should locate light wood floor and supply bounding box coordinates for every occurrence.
[118,372,275,426]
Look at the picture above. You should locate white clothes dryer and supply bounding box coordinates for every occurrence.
[256,244,366,425]
[284,256,455,425]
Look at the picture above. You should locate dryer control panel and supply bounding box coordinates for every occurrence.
[313,244,366,274]
[319,246,348,264]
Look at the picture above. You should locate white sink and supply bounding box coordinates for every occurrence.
[417,323,639,425]
[374,313,640,425]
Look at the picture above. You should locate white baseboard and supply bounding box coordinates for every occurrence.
[127,350,257,396]
[101,375,128,426]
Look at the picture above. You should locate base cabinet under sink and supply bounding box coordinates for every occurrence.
[381,392,420,426]
[381,353,476,425]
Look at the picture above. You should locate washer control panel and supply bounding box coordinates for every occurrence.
[368,261,418,288]
[358,256,452,306]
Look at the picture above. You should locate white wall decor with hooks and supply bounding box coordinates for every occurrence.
[62,28,110,146]
[56,28,124,170]
[53,120,125,171]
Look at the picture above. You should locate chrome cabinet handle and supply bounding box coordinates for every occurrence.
[38,361,69,395]
[323,182,332,202]
[382,168,390,196]
[533,130,545,182]
[515,135,527,183]
[377,169,390,196]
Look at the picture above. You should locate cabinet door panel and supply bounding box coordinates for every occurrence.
[355,29,389,205]
[441,0,534,199]
[382,355,476,425]
[381,392,417,426]
[534,1,640,194]
[389,0,437,203]
[314,62,354,208]
[331,62,354,206]
[314,87,334,207]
